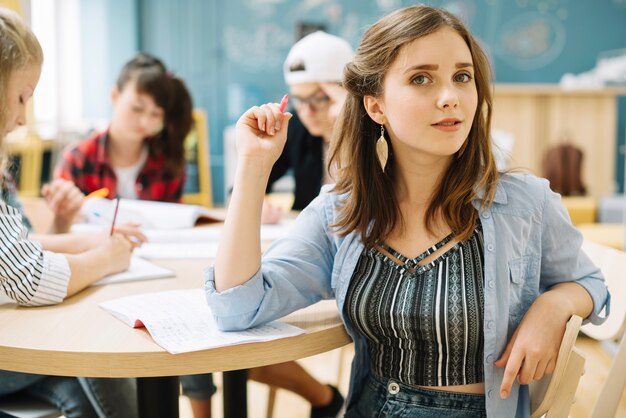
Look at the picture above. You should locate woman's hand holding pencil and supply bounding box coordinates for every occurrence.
[235,95,292,175]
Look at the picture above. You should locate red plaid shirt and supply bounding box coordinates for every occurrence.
[55,130,185,202]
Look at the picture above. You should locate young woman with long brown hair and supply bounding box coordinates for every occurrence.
[206,5,609,417]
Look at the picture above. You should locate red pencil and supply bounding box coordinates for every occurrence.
[279,94,289,113]
[110,198,120,236]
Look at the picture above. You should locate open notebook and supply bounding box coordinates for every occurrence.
[81,198,224,230]
[100,289,305,354]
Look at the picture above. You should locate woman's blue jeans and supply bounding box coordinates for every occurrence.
[345,373,487,418]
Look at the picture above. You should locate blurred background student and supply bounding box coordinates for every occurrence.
[43,52,193,233]
[265,31,353,213]
[0,7,140,417]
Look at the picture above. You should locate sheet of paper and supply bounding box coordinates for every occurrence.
[142,220,295,243]
[133,221,295,259]
[100,289,305,354]
[91,256,175,286]
[135,242,219,259]
[143,227,222,243]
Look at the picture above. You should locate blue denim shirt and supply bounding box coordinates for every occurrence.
[205,172,610,418]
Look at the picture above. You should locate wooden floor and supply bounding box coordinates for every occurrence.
[179,336,626,418]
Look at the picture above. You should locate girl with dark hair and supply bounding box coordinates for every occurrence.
[205,5,609,417]
[43,52,193,232]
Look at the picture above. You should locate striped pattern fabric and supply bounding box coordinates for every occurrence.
[344,225,485,386]
[0,201,70,306]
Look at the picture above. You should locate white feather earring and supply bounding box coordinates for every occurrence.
[376,124,388,172]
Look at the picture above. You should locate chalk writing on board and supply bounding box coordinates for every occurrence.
[223,24,292,70]
[496,12,566,70]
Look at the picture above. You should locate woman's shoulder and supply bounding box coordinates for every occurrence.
[497,171,551,206]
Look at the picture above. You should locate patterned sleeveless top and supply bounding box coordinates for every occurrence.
[344,224,485,386]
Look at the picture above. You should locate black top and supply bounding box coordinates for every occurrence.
[266,113,323,210]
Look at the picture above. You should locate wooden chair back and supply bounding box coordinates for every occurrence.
[530,315,585,418]
[581,240,626,418]
[182,108,212,207]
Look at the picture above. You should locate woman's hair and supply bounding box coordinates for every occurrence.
[116,52,193,177]
[0,8,43,170]
[330,5,498,246]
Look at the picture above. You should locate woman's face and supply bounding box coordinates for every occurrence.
[374,27,478,164]
[4,63,41,136]
[111,80,165,143]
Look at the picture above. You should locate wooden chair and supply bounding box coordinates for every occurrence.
[5,129,53,198]
[182,108,213,208]
[530,315,585,418]
[580,240,626,418]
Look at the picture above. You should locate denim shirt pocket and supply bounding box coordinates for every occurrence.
[508,256,539,321]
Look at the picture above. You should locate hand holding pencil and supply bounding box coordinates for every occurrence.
[235,95,293,172]
[105,198,146,247]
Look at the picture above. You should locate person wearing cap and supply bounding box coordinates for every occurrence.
[266,31,354,211]
[182,32,347,418]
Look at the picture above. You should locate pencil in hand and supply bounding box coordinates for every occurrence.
[110,198,120,236]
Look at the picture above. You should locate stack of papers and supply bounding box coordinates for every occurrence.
[100,289,305,353]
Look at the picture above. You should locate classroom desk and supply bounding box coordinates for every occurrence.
[577,223,624,251]
[0,258,352,418]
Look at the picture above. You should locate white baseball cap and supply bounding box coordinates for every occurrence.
[283,31,354,86]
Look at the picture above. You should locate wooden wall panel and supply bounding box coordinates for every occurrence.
[492,84,626,197]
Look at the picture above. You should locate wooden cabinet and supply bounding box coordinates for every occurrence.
[492,84,626,197]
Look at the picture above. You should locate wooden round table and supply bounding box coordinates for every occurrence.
[0,259,352,417]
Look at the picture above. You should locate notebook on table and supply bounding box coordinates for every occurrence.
[80,198,224,230]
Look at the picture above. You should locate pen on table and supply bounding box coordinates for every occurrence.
[110,198,120,236]
[279,94,289,113]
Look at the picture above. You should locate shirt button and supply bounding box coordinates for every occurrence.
[481,212,490,219]
[488,280,495,288]
[487,244,494,251]
[487,389,493,399]
[388,381,400,395]
[486,354,494,363]
[487,321,495,329]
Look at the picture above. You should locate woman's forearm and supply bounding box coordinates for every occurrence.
[545,281,594,320]
[30,233,90,253]
[64,248,110,296]
[214,159,270,292]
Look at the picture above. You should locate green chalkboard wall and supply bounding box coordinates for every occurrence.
[82,0,626,202]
